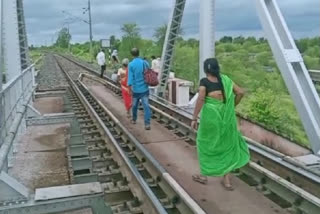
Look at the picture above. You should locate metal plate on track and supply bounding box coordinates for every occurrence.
[35,182,102,201]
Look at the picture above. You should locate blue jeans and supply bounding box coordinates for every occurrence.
[132,91,151,125]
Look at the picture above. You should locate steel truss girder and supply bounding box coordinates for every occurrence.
[157,0,186,97]
[255,0,320,155]
[0,0,3,88]
[0,0,4,146]
[16,0,29,70]
[2,0,29,82]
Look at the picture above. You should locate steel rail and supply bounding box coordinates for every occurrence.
[60,54,320,178]
[54,55,205,214]
[59,54,320,213]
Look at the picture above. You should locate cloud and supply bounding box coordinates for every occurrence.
[24,0,319,45]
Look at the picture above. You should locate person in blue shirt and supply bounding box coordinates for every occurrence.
[128,48,152,130]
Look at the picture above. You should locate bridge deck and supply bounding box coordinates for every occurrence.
[8,96,69,189]
[82,77,288,214]
[7,96,92,214]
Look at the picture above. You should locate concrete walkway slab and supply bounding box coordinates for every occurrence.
[9,124,70,190]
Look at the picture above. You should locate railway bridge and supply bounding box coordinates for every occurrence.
[1,0,320,214]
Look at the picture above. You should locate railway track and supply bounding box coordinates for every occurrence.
[54,55,205,214]
[56,53,320,214]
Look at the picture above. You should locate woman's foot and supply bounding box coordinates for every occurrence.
[127,111,131,118]
[221,174,234,191]
[192,174,208,185]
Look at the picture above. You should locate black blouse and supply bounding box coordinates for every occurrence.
[200,78,222,95]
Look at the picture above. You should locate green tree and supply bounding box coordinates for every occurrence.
[186,38,199,48]
[256,51,272,66]
[247,36,257,44]
[110,35,121,50]
[154,24,167,48]
[153,24,184,49]
[303,55,320,69]
[110,35,116,48]
[305,46,320,58]
[119,23,141,58]
[220,36,233,43]
[258,37,267,43]
[296,38,309,53]
[55,27,71,48]
[121,23,140,39]
[233,36,245,44]
[246,88,282,129]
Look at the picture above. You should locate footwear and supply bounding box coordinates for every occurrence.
[221,180,234,191]
[192,174,208,185]
[145,125,151,130]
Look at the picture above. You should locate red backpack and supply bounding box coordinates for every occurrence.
[143,62,159,86]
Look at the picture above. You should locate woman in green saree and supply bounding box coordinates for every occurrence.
[191,58,250,191]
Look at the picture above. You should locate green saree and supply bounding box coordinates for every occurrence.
[197,75,250,176]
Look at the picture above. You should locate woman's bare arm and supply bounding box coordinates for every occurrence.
[233,83,244,106]
[192,86,206,120]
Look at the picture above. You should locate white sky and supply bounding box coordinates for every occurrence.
[24,0,320,46]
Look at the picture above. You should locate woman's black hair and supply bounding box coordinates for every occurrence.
[204,58,226,103]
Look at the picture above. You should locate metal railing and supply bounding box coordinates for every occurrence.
[0,64,35,171]
[310,70,320,83]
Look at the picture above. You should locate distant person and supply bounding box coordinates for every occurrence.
[191,58,250,190]
[96,50,106,78]
[151,56,161,74]
[128,48,152,130]
[111,50,119,64]
[151,56,157,68]
[156,56,161,73]
[149,56,160,96]
[118,58,132,117]
[111,70,118,82]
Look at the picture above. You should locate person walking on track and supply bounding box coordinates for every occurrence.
[191,58,250,190]
[111,49,119,64]
[96,49,106,78]
[128,48,152,130]
[118,58,132,118]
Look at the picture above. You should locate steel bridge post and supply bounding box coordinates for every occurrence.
[255,0,320,155]
[2,0,22,82]
[199,0,216,80]
[0,0,4,145]
[16,0,29,70]
[157,0,186,97]
[0,0,3,85]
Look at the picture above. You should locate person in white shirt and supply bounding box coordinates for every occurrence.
[156,56,161,77]
[151,56,161,74]
[151,56,157,71]
[96,50,106,78]
[111,70,118,82]
[149,56,161,96]
[111,50,119,64]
